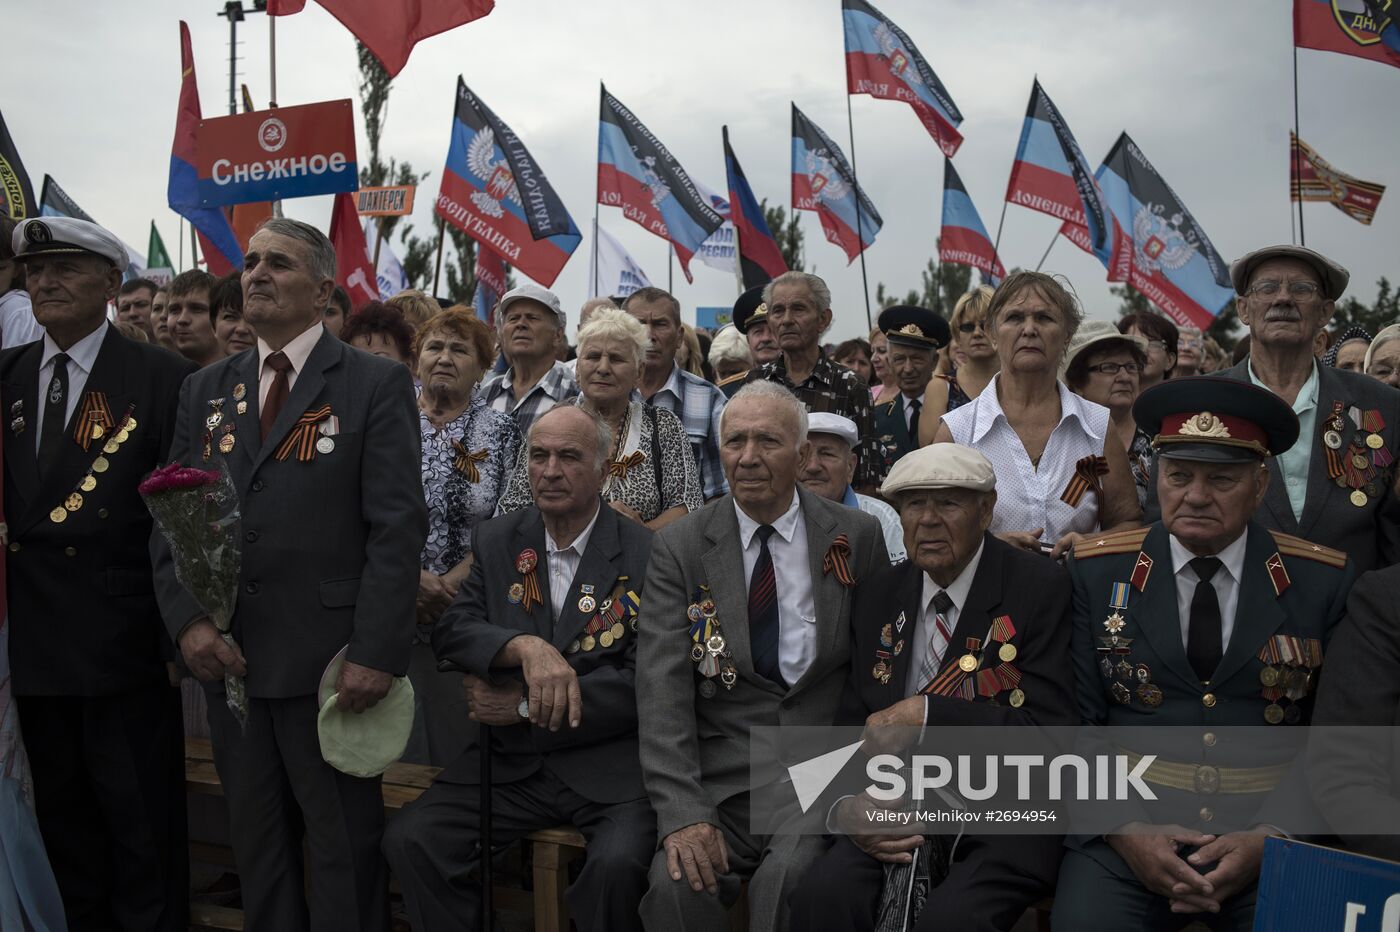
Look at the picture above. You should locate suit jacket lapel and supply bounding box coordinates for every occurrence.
[1222,361,1298,532]
[512,516,554,639]
[1130,525,1201,691]
[223,349,261,468]
[252,331,338,474]
[888,560,928,692]
[1212,524,1287,686]
[934,535,1005,681]
[549,504,622,652]
[701,501,761,686]
[2,342,42,512]
[1297,366,1339,538]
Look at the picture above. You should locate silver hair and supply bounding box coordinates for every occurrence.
[707,325,752,368]
[256,217,336,283]
[720,381,808,449]
[577,306,649,371]
[763,270,831,312]
[528,404,614,475]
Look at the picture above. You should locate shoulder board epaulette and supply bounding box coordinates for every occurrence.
[1075,527,1151,559]
[1268,530,1347,569]
[716,370,748,388]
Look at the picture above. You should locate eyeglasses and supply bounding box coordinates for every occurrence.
[957,321,987,334]
[1142,339,1167,352]
[1086,362,1140,376]
[1246,280,1322,299]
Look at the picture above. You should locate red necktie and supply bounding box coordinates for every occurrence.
[260,351,292,440]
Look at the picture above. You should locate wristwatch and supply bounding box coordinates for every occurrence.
[517,697,530,719]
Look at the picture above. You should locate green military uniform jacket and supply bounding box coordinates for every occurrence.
[874,393,917,468]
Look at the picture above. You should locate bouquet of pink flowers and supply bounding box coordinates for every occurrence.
[140,463,247,729]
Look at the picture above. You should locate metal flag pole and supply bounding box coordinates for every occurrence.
[844,94,874,330]
[1292,45,1305,246]
[432,215,447,295]
[668,248,674,293]
[991,199,1010,265]
[268,11,278,107]
[1034,230,1057,272]
[178,217,185,272]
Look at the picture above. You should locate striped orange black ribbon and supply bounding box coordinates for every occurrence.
[609,451,646,479]
[822,534,855,585]
[73,391,114,451]
[521,570,542,613]
[274,405,333,462]
[1061,455,1109,507]
[452,441,489,482]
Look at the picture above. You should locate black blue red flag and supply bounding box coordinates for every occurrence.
[1005,79,1125,278]
[939,160,1004,283]
[438,77,580,288]
[0,108,35,220]
[597,87,723,283]
[722,127,786,290]
[473,246,507,324]
[791,104,881,263]
[843,0,963,157]
[1062,134,1232,330]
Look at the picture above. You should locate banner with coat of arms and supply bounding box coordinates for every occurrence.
[1294,0,1400,70]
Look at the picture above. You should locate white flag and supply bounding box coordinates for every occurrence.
[589,220,652,299]
[691,179,737,275]
[363,220,410,299]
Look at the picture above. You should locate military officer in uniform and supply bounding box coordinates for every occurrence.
[3,217,196,930]
[871,305,950,467]
[1052,377,1354,931]
[719,286,776,399]
[790,443,1077,931]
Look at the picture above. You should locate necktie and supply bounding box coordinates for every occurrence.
[260,351,293,441]
[748,525,785,688]
[1187,557,1223,682]
[38,353,69,474]
[908,398,922,438]
[918,590,955,688]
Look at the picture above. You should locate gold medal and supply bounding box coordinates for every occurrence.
[957,654,978,673]
[103,439,119,454]
[115,429,130,444]
[1367,433,1385,450]
[80,475,96,492]
[578,595,596,614]
[219,434,236,454]
[1008,688,1025,708]
[581,635,596,652]
[90,423,104,440]
[124,417,136,432]
[599,631,614,648]
[233,383,246,401]
[1264,703,1285,724]
[49,506,67,524]
[92,456,108,473]
[1352,453,1369,470]
[1351,489,1368,507]
[65,492,83,512]
[610,621,625,640]
[236,401,248,415]
[1259,666,1280,687]
[998,643,1017,663]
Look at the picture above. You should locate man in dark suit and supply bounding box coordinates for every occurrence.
[637,380,889,932]
[384,404,656,931]
[1153,244,1400,572]
[1053,377,1353,931]
[871,305,950,467]
[2,216,195,931]
[790,442,1076,931]
[152,217,426,932]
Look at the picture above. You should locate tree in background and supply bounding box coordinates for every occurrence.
[873,245,973,316]
[1331,277,1398,337]
[1112,283,1241,351]
[761,201,804,272]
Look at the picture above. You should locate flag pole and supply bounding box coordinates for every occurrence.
[268,14,278,107]
[431,215,446,295]
[991,199,1009,263]
[1292,45,1305,246]
[1034,230,1057,272]
[178,217,185,272]
[844,93,874,330]
[667,247,674,293]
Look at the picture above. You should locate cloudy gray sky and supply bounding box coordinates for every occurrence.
[6,0,1396,341]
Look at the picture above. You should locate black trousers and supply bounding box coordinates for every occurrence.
[789,833,1063,932]
[17,684,188,932]
[207,693,390,932]
[382,765,655,932]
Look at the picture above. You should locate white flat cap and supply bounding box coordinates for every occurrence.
[881,443,996,496]
[12,217,129,269]
[807,412,858,448]
[497,282,564,326]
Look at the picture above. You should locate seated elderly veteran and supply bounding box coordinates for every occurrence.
[800,412,906,561]
[383,404,656,932]
[635,380,889,932]
[1052,377,1354,931]
[872,304,951,466]
[789,443,1077,932]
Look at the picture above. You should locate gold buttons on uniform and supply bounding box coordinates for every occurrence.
[1202,693,1217,708]
[1202,732,1217,748]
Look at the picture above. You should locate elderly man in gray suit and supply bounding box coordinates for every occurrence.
[384,405,656,932]
[1218,244,1400,572]
[154,218,427,932]
[637,380,889,932]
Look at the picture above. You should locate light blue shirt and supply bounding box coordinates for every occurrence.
[1249,359,1318,522]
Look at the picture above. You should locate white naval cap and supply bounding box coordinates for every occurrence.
[11,217,129,269]
[880,442,996,497]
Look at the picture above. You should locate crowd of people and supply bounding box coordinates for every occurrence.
[0,207,1397,932]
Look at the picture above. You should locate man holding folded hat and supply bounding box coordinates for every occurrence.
[1,216,196,929]
[1210,245,1400,572]
[790,441,1076,931]
[872,304,951,467]
[1053,376,1354,931]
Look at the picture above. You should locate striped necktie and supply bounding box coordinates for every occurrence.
[917,590,955,689]
[748,524,785,688]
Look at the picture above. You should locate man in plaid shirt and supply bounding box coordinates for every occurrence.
[476,284,580,434]
[744,271,887,491]
[625,287,729,500]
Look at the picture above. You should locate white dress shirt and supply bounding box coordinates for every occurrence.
[256,321,324,408]
[544,503,600,626]
[901,391,924,435]
[35,320,108,456]
[906,542,985,696]
[1169,531,1247,652]
[735,492,817,686]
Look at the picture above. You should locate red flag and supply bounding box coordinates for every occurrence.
[1295,0,1400,70]
[329,192,378,308]
[1290,131,1386,225]
[269,0,494,77]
